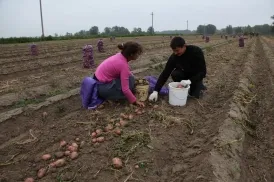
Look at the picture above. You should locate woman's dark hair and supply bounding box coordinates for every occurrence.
[117,41,143,59]
[170,37,186,49]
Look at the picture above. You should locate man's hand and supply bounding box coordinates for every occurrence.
[180,80,191,86]
[149,91,158,102]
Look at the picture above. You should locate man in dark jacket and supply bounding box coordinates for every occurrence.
[149,37,207,101]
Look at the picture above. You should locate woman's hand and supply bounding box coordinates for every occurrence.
[135,101,145,107]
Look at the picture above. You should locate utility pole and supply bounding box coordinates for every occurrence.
[203,24,206,35]
[187,20,188,30]
[39,0,45,38]
[151,12,154,35]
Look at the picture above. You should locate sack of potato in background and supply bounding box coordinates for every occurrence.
[30,44,38,56]
[82,44,95,68]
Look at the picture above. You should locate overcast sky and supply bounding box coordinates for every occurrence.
[0,0,273,38]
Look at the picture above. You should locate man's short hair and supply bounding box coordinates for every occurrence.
[170,37,186,49]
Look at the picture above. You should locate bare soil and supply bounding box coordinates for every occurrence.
[0,36,273,182]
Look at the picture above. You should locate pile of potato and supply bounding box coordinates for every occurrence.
[25,106,159,181]
[135,78,149,86]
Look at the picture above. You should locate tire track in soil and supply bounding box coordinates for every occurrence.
[0,39,251,181]
[239,37,274,182]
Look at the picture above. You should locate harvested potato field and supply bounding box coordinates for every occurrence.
[0,35,273,182]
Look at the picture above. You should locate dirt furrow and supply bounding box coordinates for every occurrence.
[0,40,173,64]
[0,39,228,96]
[0,36,171,57]
[0,38,253,181]
[0,40,227,99]
[238,37,274,182]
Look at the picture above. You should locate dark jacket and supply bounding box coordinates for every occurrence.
[154,45,206,92]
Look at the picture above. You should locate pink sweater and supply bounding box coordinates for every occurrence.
[95,53,136,103]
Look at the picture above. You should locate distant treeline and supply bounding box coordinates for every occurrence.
[0,34,179,44]
[1,22,273,44]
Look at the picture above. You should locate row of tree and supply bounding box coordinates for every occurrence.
[196,24,217,34]
[1,15,273,44]
[71,26,155,37]
[220,24,273,35]
[0,26,155,44]
[197,23,273,35]
[196,16,274,35]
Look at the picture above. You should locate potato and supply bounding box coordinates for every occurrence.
[41,154,51,161]
[105,124,114,132]
[75,138,80,142]
[138,80,144,84]
[114,128,122,135]
[64,151,70,156]
[153,105,159,109]
[91,132,97,138]
[112,157,122,169]
[128,114,134,120]
[54,152,64,158]
[119,120,128,127]
[135,165,139,169]
[95,129,103,136]
[70,152,79,160]
[67,146,77,152]
[98,104,104,109]
[37,168,46,178]
[92,138,97,143]
[24,177,34,182]
[120,113,128,119]
[42,112,48,118]
[97,136,105,143]
[49,162,56,167]
[80,141,85,148]
[71,142,78,148]
[60,140,67,147]
[54,159,66,167]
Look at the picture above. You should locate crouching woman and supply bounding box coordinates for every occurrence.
[94,42,145,107]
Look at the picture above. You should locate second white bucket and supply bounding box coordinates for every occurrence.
[168,82,190,106]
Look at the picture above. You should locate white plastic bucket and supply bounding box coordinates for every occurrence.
[168,82,190,106]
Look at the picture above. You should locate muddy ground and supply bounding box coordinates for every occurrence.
[0,35,273,182]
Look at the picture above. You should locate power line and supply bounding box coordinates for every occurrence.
[151,12,154,34]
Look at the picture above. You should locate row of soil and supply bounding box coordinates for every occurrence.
[0,40,226,82]
[0,39,230,109]
[0,36,207,59]
[238,37,274,182]
[0,38,223,73]
[0,38,255,181]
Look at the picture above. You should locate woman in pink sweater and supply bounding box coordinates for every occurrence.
[94,42,145,107]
